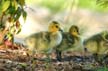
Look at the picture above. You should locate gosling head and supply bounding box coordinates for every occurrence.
[69,25,80,37]
[101,31,108,41]
[48,21,63,33]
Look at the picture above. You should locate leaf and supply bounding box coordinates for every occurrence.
[16,27,21,34]
[0,1,2,16]
[13,7,21,21]
[9,6,16,15]
[16,21,21,34]
[22,10,27,21]
[2,1,10,12]
[14,13,21,22]
[18,0,25,6]
[12,0,18,10]
[10,26,16,34]
[4,33,13,41]
[15,20,20,28]
[0,6,2,17]
[14,21,22,34]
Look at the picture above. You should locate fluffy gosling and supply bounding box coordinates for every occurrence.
[56,25,82,61]
[25,21,63,62]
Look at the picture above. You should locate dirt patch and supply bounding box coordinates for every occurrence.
[0,45,108,71]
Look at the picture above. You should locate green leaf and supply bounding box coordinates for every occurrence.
[0,6,2,17]
[9,6,16,15]
[22,10,27,21]
[13,7,21,21]
[12,0,18,10]
[18,0,25,6]
[5,32,13,41]
[2,1,10,12]
[16,27,21,34]
[10,26,16,34]
[14,12,21,22]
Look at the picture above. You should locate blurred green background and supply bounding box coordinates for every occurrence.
[26,0,108,13]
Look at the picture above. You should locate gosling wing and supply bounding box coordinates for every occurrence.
[25,32,51,53]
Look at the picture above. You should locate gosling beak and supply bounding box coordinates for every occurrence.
[78,32,80,35]
[59,28,63,32]
[77,33,80,37]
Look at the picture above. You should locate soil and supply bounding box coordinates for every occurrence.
[0,44,108,71]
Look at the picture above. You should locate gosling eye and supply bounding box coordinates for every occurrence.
[73,30,76,32]
[55,25,58,28]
